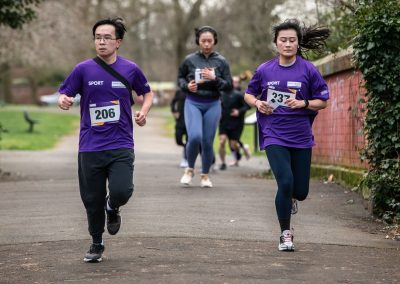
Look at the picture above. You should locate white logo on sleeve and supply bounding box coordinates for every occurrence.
[88,81,104,86]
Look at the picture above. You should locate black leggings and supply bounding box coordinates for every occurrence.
[78,149,134,243]
[266,145,312,223]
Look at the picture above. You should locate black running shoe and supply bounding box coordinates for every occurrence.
[105,197,121,235]
[219,163,227,170]
[84,243,105,263]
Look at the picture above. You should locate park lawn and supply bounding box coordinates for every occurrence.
[0,109,79,150]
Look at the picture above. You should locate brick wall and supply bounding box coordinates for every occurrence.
[312,48,368,170]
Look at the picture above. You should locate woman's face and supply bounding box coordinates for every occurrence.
[276,29,298,60]
[198,31,215,56]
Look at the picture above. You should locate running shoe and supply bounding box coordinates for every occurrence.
[84,243,105,263]
[278,230,294,251]
[105,196,121,235]
[200,174,213,188]
[291,199,298,215]
[180,168,194,186]
[219,163,227,170]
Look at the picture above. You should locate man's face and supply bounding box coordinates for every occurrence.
[94,24,122,57]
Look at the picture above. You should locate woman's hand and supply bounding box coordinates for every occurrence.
[201,68,216,80]
[256,100,274,115]
[187,80,198,93]
[285,98,307,109]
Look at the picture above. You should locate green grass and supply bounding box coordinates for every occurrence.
[0,107,79,150]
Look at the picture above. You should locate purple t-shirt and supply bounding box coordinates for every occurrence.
[246,56,329,149]
[59,56,151,152]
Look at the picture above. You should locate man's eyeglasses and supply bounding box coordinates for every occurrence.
[94,36,118,43]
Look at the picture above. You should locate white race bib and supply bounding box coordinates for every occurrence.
[89,100,121,126]
[267,88,296,110]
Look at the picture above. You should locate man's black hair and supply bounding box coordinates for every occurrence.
[92,17,127,40]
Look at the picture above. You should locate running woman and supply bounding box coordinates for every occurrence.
[58,17,153,262]
[178,26,233,187]
[244,19,330,251]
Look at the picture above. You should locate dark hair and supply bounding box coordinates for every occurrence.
[195,26,218,45]
[92,17,127,40]
[272,19,330,57]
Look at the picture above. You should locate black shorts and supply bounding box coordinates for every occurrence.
[219,124,244,141]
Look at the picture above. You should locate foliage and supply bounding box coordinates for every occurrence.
[0,108,79,150]
[307,0,357,61]
[0,0,42,29]
[353,0,400,223]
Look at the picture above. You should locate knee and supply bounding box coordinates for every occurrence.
[295,191,308,201]
[189,134,202,145]
[277,180,293,198]
[110,184,134,207]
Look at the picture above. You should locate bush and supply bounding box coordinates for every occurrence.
[353,0,400,223]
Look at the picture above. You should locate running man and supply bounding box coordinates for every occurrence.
[58,17,153,262]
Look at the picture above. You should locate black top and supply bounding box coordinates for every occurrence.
[177,51,233,100]
[220,87,250,129]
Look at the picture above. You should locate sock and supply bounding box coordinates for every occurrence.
[106,198,114,211]
[278,218,291,233]
[92,234,103,244]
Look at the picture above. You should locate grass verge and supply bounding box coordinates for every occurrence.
[0,106,79,150]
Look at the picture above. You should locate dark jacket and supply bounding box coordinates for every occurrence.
[170,89,186,128]
[177,51,233,99]
[220,87,250,129]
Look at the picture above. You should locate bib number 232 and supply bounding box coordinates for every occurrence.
[89,101,121,126]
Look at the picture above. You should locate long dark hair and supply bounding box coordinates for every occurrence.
[272,19,330,57]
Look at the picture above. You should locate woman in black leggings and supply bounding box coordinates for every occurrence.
[244,19,330,251]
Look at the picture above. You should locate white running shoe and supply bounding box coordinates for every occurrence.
[179,158,188,168]
[278,230,294,251]
[200,174,213,188]
[180,168,194,186]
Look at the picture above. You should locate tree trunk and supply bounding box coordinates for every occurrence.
[0,63,12,104]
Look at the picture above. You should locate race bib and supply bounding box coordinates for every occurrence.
[267,88,296,110]
[89,100,121,126]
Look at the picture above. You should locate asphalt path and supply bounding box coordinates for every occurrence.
[0,108,398,283]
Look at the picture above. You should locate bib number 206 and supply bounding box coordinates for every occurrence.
[95,108,116,120]
[89,101,121,126]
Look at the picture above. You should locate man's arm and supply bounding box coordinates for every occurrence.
[134,91,154,126]
[58,94,74,110]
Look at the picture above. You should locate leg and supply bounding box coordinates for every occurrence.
[107,149,135,208]
[291,148,312,201]
[219,133,228,169]
[266,145,293,232]
[184,100,203,169]
[201,101,221,174]
[78,152,107,244]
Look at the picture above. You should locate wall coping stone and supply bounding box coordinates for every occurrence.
[313,46,355,77]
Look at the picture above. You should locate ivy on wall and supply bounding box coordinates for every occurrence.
[353,0,400,223]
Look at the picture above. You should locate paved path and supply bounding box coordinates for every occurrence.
[0,108,399,283]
